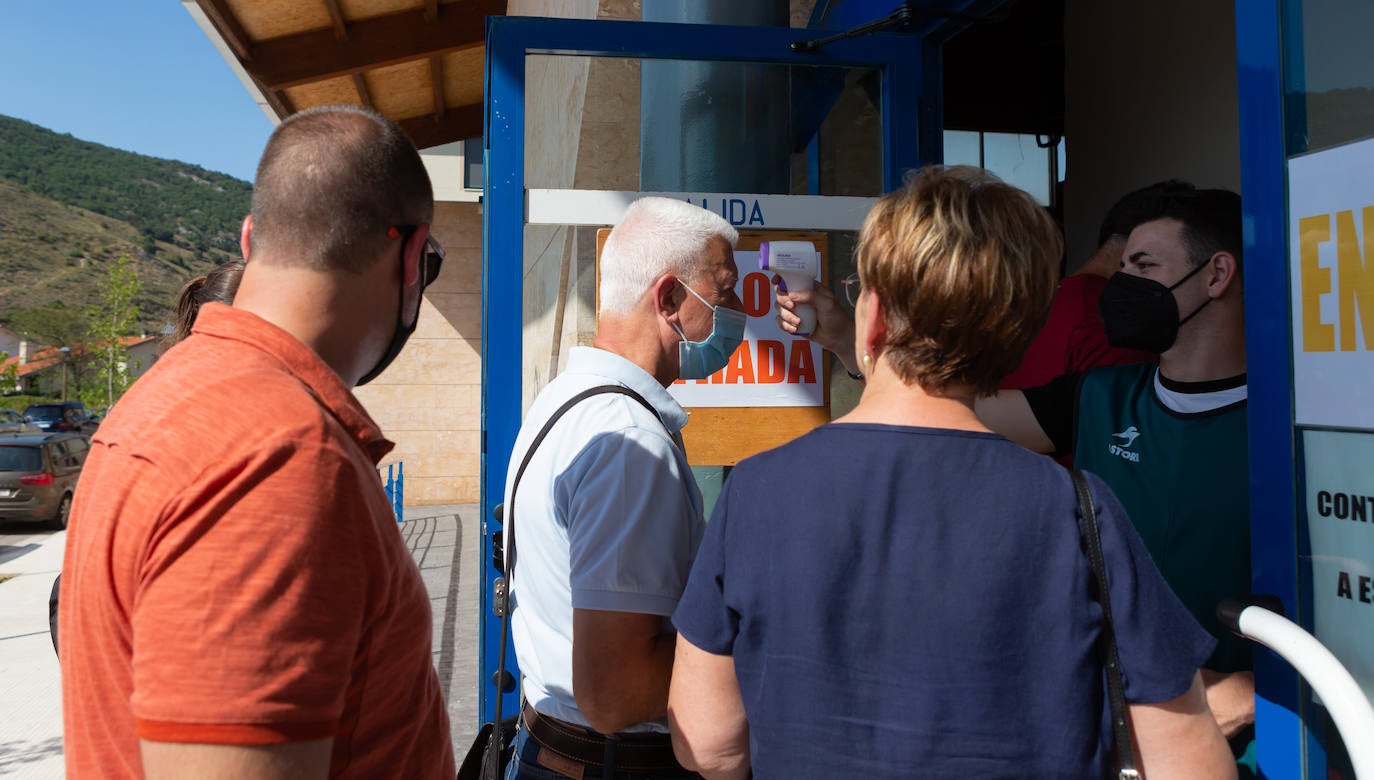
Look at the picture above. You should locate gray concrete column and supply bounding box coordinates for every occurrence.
[640,0,791,194]
[640,0,791,512]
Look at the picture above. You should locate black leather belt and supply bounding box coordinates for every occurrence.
[523,706,686,773]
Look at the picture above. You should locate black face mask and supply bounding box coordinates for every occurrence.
[356,232,445,387]
[356,312,417,387]
[1098,262,1211,354]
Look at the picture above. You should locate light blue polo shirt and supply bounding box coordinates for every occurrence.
[503,347,704,733]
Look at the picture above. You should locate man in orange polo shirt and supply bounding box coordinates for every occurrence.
[59,105,454,778]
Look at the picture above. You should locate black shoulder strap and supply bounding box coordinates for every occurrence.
[505,385,659,581]
[487,384,659,764]
[1070,470,1140,779]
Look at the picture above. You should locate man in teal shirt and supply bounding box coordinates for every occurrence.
[978,186,1254,754]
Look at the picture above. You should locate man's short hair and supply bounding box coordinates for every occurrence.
[599,198,739,313]
[1118,183,1244,269]
[250,105,434,272]
[1161,188,1244,270]
[1097,179,1196,246]
[856,165,1062,396]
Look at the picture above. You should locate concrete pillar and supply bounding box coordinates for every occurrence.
[640,0,792,194]
[639,0,792,512]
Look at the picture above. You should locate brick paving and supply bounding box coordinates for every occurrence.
[401,504,484,758]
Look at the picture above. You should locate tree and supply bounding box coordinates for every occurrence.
[8,304,96,399]
[9,303,89,351]
[0,351,16,394]
[86,255,142,407]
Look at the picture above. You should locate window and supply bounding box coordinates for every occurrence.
[463,137,483,191]
[1284,0,1374,155]
[943,130,1061,206]
[0,446,41,472]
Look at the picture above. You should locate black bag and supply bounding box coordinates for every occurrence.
[457,385,659,780]
[50,573,61,657]
[457,715,517,780]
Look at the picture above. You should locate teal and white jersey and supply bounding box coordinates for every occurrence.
[1073,362,1252,672]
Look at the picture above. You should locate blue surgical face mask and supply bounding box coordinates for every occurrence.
[673,281,747,380]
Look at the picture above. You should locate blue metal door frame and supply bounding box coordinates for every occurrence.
[479,14,934,721]
[1234,1,1311,776]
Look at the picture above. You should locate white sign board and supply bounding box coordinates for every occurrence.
[1288,137,1374,430]
[529,189,875,231]
[668,251,824,408]
[1301,429,1374,707]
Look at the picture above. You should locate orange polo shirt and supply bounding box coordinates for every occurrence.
[60,303,454,778]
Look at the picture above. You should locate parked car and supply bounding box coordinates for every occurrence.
[0,409,40,434]
[22,401,92,433]
[77,412,101,435]
[0,432,89,529]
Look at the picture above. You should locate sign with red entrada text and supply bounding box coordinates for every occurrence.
[669,250,824,408]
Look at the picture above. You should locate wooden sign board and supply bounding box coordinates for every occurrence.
[596,230,832,466]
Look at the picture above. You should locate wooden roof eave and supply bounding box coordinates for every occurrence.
[185,0,502,149]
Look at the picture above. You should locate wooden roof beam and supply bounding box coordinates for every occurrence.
[265,89,296,120]
[352,73,374,107]
[430,56,445,120]
[248,0,505,91]
[398,103,482,150]
[321,0,349,41]
[191,0,254,61]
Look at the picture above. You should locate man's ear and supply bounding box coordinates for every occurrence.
[239,215,253,261]
[400,224,429,286]
[652,274,683,322]
[1206,252,1241,298]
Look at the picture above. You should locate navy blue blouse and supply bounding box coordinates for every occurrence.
[673,423,1215,779]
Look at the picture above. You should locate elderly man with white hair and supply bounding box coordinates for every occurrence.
[500,197,745,780]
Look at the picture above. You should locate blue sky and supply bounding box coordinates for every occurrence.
[0,2,273,182]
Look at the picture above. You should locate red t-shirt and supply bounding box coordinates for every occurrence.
[1001,274,1156,390]
[60,303,454,778]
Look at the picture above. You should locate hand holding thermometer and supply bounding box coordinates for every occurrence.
[760,240,820,336]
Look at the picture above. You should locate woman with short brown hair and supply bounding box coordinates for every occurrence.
[667,167,1235,779]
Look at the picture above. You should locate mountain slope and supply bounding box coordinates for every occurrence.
[0,114,251,254]
[0,115,250,331]
[0,180,221,328]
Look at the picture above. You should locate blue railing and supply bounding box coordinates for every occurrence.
[381,462,404,523]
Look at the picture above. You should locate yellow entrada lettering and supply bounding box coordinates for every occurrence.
[1300,213,1335,352]
[1335,208,1374,350]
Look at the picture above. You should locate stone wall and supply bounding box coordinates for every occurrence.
[358,201,482,504]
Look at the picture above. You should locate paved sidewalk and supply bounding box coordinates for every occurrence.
[402,504,483,758]
[0,525,64,779]
[0,504,481,777]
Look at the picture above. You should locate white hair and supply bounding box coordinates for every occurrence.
[599,197,739,314]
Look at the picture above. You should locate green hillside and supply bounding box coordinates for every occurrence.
[0,115,251,333]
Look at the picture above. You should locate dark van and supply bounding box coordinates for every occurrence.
[0,432,90,529]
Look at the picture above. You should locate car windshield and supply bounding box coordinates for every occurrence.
[0,446,43,472]
[24,407,65,421]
